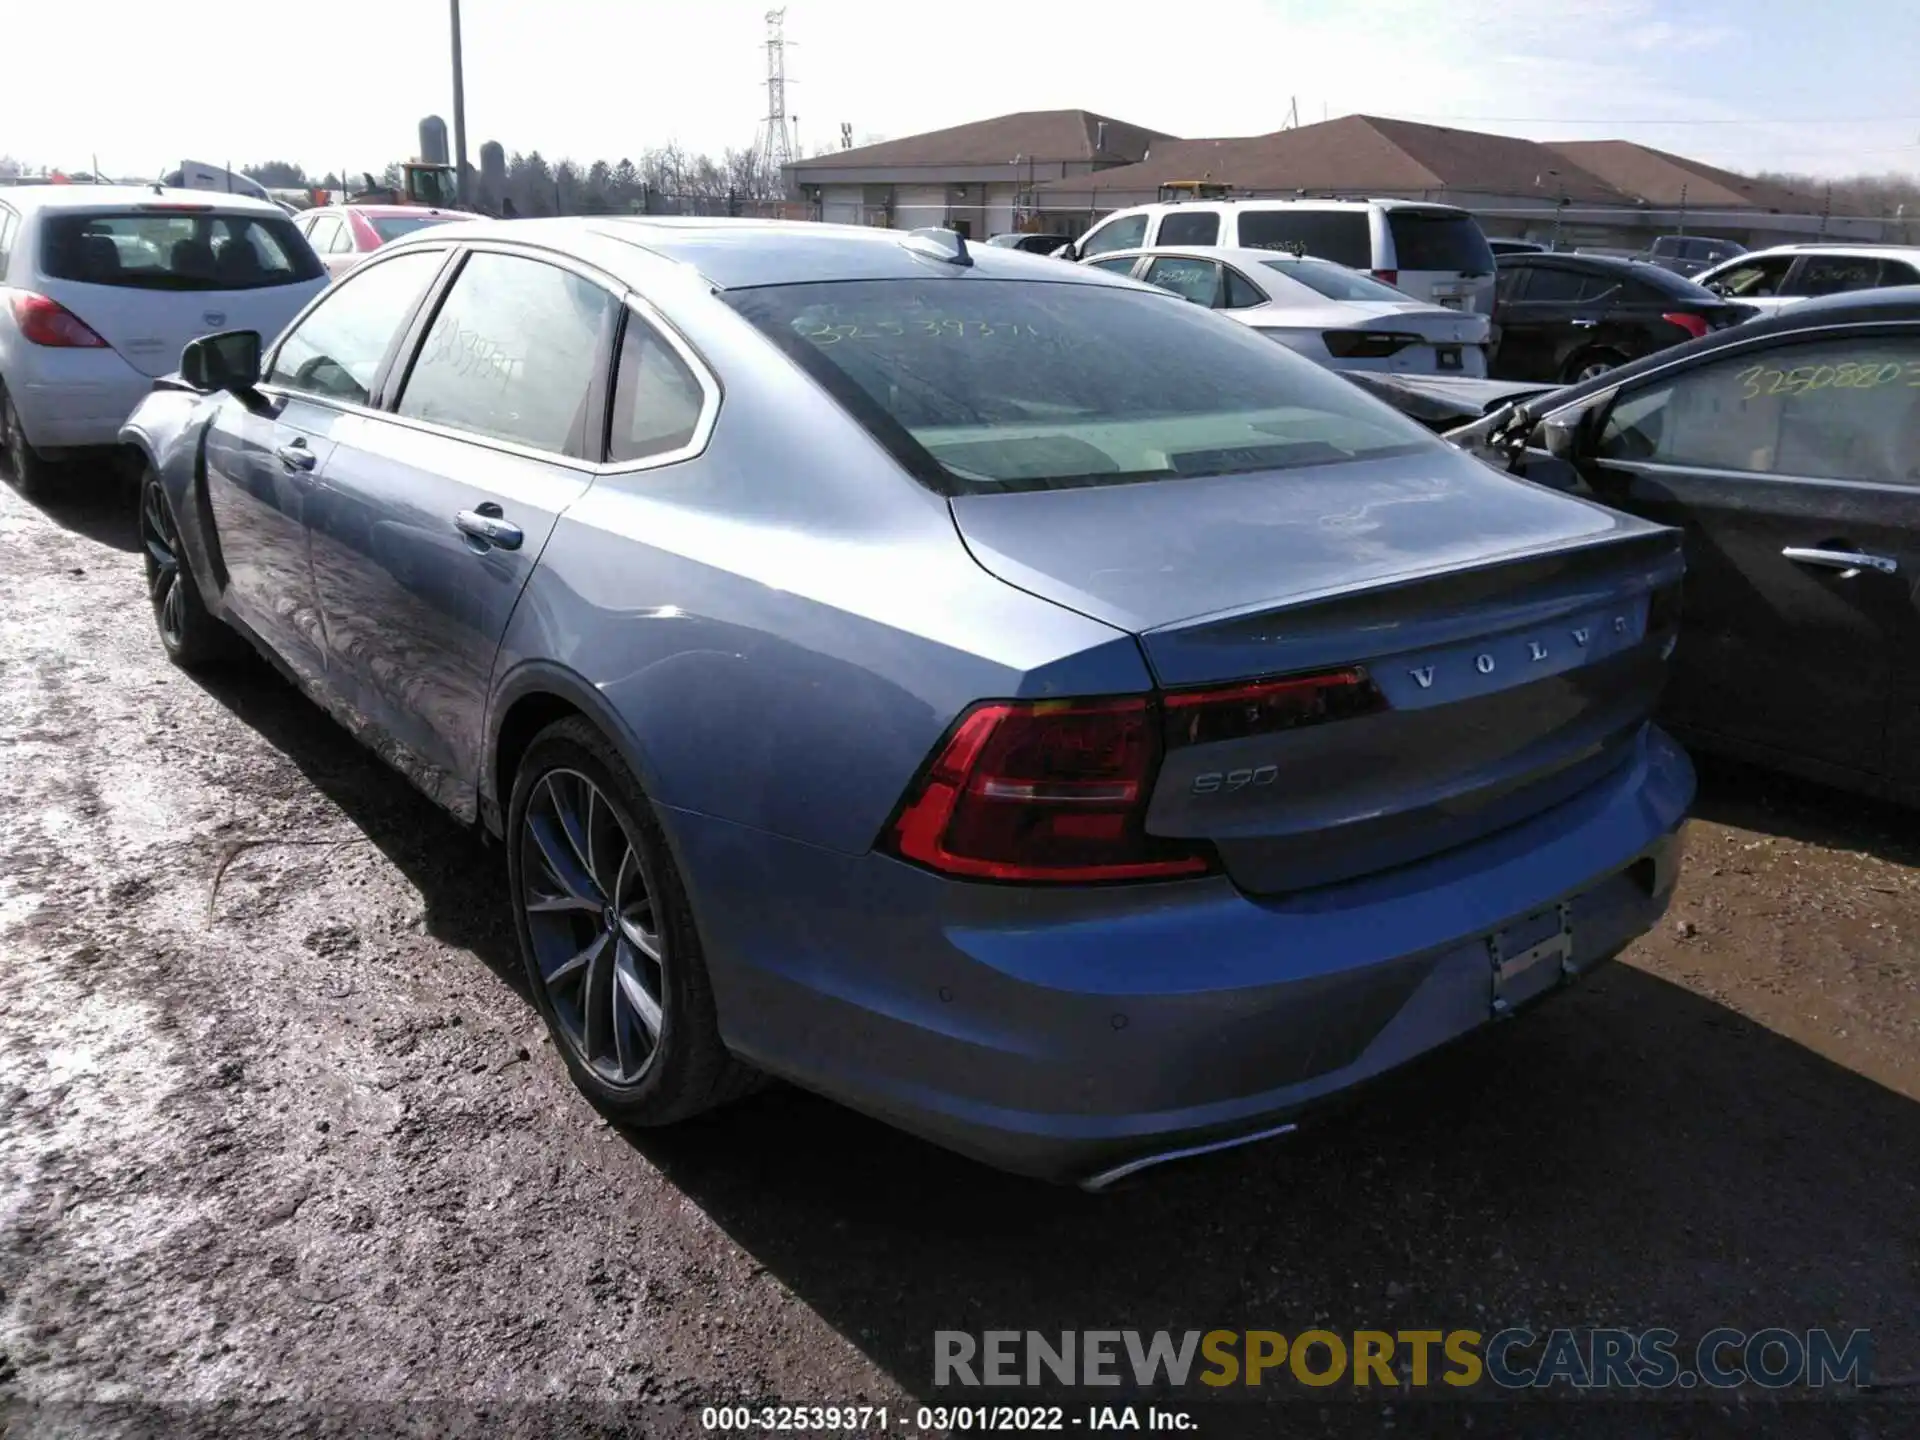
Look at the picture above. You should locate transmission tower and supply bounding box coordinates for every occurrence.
[756,9,797,184]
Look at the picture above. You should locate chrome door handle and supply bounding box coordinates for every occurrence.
[275,439,316,471]
[1782,546,1898,576]
[454,506,523,551]
[1570,317,1599,328]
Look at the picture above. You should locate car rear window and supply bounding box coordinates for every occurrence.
[1263,257,1408,302]
[1385,210,1495,274]
[1236,211,1371,268]
[39,210,323,290]
[369,214,460,244]
[1619,263,1720,302]
[725,278,1434,496]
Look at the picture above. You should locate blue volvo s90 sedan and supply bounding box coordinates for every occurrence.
[122,219,1693,1186]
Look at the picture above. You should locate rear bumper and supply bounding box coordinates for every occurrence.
[7,349,154,450]
[668,725,1693,1183]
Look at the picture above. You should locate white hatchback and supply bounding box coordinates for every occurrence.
[0,185,328,495]
[1087,246,1492,377]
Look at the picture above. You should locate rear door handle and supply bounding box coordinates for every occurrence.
[455,504,523,552]
[1570,317,1599,328]
[275,439,316,471]
[1782,546,1899,576]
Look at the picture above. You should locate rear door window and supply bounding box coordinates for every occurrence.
[38,210,324,289]
[1143,256,1223,307]
[396,252,615,455]
[1235,210,1370,268]
[1385,210,1495,274]
[1156,210,1220,247]
[1519,267,1611,303]
[1791,255,1887,297]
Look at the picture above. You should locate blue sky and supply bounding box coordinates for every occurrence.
[3,0,1915,180]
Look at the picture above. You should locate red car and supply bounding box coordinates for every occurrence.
[292,205,479,280]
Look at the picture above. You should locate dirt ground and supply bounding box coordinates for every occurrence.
[1,469,1915,1440]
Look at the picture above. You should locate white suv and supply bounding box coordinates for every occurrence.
[1692,244,1920,317]
[0,185,328,497]
[1069,198,1498,313]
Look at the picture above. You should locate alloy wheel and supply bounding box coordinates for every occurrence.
[519,767,666,1085]
[1574,359,1617,382]
[140,478,187,647]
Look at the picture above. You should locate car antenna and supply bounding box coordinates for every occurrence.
[902,227,972,267]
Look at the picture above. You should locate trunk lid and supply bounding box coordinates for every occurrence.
[950,445,1684,892]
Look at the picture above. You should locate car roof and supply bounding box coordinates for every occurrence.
[1117,196,1464,215]
[386,216,1152,291]
[0,184,286,216]
[1498,251,1693,278]
[326,204,482,220]
[1711,243,1920,263]
[1538,284,1920,411]
[1084,245,1357,270]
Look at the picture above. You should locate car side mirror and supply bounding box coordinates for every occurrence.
[180,330,262,394]
[1054,242,1078,262]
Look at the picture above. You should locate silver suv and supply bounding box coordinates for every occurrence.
[1069,198,1497,313]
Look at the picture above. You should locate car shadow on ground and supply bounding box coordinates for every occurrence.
[1690,751,1920,869]
[192,661,1920,1427]
[7,465,142,554]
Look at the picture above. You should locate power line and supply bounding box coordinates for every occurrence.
[1398,113,1920,126]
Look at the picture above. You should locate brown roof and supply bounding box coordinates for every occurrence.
[1030,114,1632,203]
[788,109,1172,171]
[1543,140,1860,215]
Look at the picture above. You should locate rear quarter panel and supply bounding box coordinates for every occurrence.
[486,282,1147,859]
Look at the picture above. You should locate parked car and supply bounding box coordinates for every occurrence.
[0,185,327,498]
[1693,244,1920,316]
[985,232,1074,255]
[1086,245,1492,376]
[294,204,478,279]
[1449,285,1920,804]
[1487,238,1548,257]
[120,219,1691,1186]
[1066,198,1498,313]
[1636,234,1746,278]
[1492,252,1756,383]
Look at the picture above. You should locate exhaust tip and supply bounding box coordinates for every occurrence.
[1078,1121,1299,1194]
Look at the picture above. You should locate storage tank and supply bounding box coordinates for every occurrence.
[418,116,450,166]
[479,141,507,213]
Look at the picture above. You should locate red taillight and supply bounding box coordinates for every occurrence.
[888,697,1214,883]
[1163,668,1387,750]
[1661,311,1710,341]
[887,669,1390,885]
[9,291,109,348]
[1323,330,1421,359]
[1371,269,1399,286]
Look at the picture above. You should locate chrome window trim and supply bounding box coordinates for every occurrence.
[260,237,722,476]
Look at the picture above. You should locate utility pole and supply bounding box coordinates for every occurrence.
[449,0,470,206]
[756,10,797,195]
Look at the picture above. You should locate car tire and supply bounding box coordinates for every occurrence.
[507,716,761,1127]
[139,467,245,670]
[1562,349,1628,384]
[0,380,60,501]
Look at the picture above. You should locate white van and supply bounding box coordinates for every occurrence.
[1070,198,1498,313]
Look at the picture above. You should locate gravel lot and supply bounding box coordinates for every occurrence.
[1,468,1916,1439]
